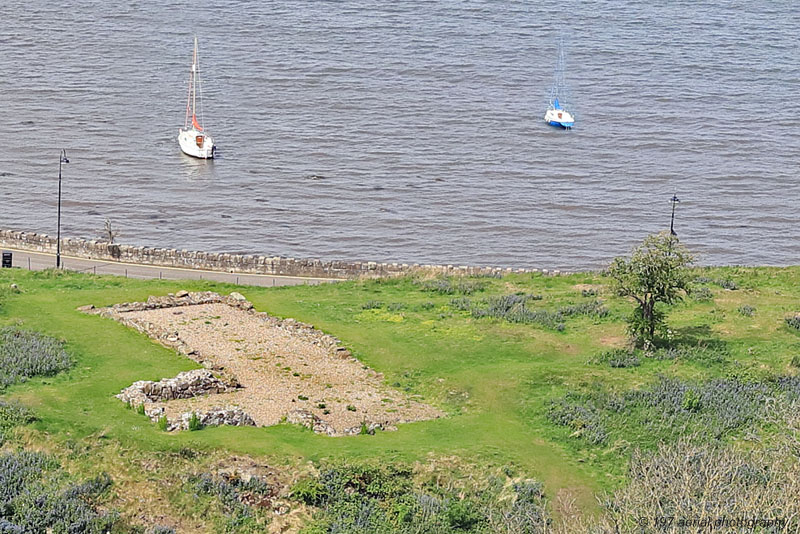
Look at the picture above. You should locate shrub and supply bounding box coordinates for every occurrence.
[0,400,34,444]
[449,297,473,311]
[547,374,793,447]
[589,349,640,368]
[0,451,117,532]
[468,294,603,331]
[346,405,356,412]
[786,315,800,332]
[413,277,486,295]
[692,286,713,301]
[136,403,146,416]
[189,472,272,530]
[291,461,550,534]
[791,355,800,368]
[547,397,609,445]
[445,499,482,530]
[361,300,383,310]
[650,344,729,364]
[680,389,702,412]
[0,327,73,389]
[715,278,738,290]
[593,439,800,533]
[387,302,406,311]
[292,478,327,507]
[581,288,597,297]
[188,412,202,431]
[157,415,168,431]
[737,305,756,317]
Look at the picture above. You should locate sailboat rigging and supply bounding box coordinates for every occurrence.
[178,37,216,159]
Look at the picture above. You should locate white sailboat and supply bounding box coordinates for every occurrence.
[544,40,575,129]
[178,37,216,159]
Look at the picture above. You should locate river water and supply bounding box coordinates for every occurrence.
[1,1,798,269]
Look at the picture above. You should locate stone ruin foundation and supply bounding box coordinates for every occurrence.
[82,291,442,435]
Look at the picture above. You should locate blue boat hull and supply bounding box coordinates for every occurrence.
[548,120,574,129]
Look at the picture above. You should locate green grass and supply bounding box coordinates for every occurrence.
[1,266,800,516]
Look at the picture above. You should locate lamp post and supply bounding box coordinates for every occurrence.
[56,149,69,268]
[669,193,680,237]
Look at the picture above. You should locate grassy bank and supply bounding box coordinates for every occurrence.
[1,265,799,530]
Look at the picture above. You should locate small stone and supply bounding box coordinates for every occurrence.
[176,290,189,298]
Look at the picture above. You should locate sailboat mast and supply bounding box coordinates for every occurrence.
[192,36,198,124]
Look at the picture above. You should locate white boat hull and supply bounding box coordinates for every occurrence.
[544,108,574,129]
[178,128,215,159]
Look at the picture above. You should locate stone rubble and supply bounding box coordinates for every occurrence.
[116,369,240,405]
[174,407,256,431]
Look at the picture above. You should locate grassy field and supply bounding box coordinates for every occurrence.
[1,265,799,530]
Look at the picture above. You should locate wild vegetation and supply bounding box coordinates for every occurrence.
[0,327,72,389]
[292,461,550,534]
[0,247,799,532]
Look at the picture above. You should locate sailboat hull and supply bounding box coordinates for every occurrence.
[178,128,215,159]
[544,108,574,129]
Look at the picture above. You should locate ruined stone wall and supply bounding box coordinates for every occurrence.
[0,228,554,279]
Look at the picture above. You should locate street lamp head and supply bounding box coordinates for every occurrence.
[60,149,69,164]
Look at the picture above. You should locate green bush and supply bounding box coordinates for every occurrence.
[292,478,328,507]
[445,499,482,530]
[737,305,756,317]
[715,278,738,290]
[0,400,34,444]
[681,389,702,412]
[589,349,640,368]
[188,413,202,431]
[188,472,272,532]
[413,277,486,295]
[157,416,168,431]
[692,287,713,301]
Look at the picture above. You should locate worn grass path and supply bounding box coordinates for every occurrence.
[2,266,800,516]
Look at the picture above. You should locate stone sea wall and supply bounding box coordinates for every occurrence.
[0,228,558,279]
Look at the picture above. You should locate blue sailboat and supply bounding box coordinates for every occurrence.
[544,41,575,129]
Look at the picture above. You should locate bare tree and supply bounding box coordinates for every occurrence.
[101,218,119,244]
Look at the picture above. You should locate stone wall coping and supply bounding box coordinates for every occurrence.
[0,227,570,279]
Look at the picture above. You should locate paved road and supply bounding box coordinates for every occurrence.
[1,247,336,287]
